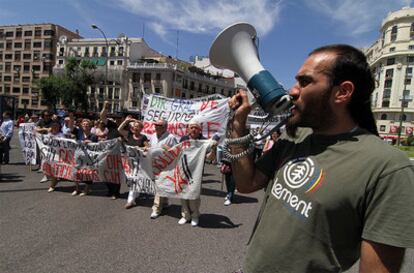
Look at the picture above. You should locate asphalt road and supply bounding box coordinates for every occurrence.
[0,130,412,273]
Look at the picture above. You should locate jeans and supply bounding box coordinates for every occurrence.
[225,173,235,201]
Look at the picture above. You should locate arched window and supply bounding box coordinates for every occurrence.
[381,114,387,120]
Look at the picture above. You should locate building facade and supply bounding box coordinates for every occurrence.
[0,24,81,112]
[55,35,235,113]
[365,6,414,141]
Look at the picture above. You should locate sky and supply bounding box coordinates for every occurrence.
[0,0,412,88]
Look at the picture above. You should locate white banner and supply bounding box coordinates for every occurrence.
[124,145,155,195]
[18,123,37,165]
[141,94,230,140]
[33,134,214,199]
[153,139,214,200]
[36,135,126,184]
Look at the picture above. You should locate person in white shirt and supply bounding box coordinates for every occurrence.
[0,111,14,164]
[148,118,178,219]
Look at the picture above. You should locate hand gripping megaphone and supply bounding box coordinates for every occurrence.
[209,23,291,115]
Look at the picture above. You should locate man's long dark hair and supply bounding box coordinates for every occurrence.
[310,44,379,136]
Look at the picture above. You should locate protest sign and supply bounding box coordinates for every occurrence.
[141,94,230,140]
[153,139,214,200]
[18,123,37,165]
[36,135,126,184]
[124,145,155,195]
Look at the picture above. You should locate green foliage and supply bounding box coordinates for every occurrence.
[38,57,96,113]
[397,146,414,158]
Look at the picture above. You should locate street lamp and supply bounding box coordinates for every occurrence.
[91,24,109,110]
[397,66,413,146]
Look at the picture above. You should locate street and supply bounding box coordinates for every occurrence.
[0,130,413,273]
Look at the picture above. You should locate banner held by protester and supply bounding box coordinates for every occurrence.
[18,123,37,165]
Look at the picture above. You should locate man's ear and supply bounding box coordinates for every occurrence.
[334,81,354,104]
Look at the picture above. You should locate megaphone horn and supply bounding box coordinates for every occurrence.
[209,23,291,115]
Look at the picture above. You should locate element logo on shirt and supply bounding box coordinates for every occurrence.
[271,157,325,218]
[283,157,325,193]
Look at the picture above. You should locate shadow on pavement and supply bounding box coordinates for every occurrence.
[201,188,259,204]
[0,173,24,183]
[199,213,242,229]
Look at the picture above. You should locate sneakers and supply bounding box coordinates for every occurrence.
[40,176,49,183]
[47,187,55,192]
[125,201,136,209]
[224,198,232,206]
[71,190,79,196]
[79,191,89,197]
[150,211,160,219]
[178,217,189,225]
[191,217,199,227]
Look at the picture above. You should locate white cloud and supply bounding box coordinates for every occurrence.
[117,0,282,38]
[305,0,413,36]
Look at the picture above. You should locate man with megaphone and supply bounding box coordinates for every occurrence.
[227,44,414,273]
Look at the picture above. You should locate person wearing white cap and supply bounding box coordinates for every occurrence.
[177,119,217,227]
[148,118,178,219]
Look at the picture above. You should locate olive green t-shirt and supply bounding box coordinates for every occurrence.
[244,128,414,273]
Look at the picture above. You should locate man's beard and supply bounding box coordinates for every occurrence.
[286,86,336,137]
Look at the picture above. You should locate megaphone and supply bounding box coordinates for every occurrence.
[209,23,291,115]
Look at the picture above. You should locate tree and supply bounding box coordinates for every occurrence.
[38,75,72,112]
[38,57,96,113]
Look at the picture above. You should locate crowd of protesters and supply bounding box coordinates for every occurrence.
[2,101,281,227]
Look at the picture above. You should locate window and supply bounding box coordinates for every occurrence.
[383,89,391,99]
[114,88,120,99]
[386,58,395,65]
[380,114,387,120]
[155,87,161,94]
[5,31,13,37]
[14,42,22,48]
[6,41,12,49]
[110,60,115,66]
[43,40,52,49]
[14,51,21,61]
[34,29,42,37]
[156,73,161,81]
[24,40,31,49]
[12,87,20,93]
[43,29,54,36]
[405,78,411,85]
[16,30,22,38]
[391,25,397,42]
[24,30,32,36]
[117,60,123,65]
[382,100,390,107]
[380,125,386,132]
[22,77,30,83]
[32,65,41,71]
[144,73,151,83]
[411,23,414,39]
[23,63,30,72]
[132,72,140,83]
[33,51,40,61]
[21,98,30,105]
[385,68,394,79]
[58,59,64,65]
[406,67,413,76]
[4,54,12,60]
[190,81,195,90]
[389,47,395,52]
[409,45,414,50]
[0,43,3,49]
[33,41,42,48]
[3,75,11,82]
